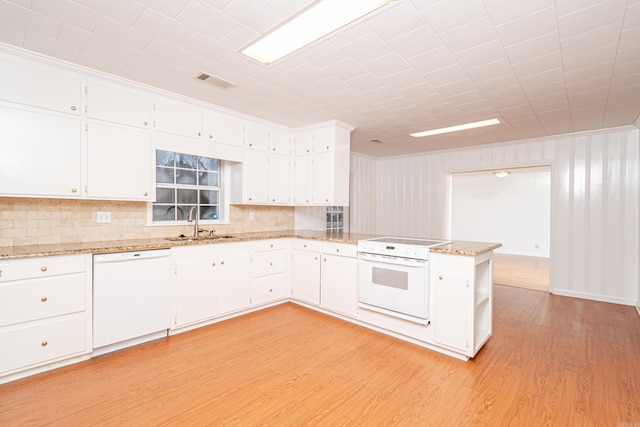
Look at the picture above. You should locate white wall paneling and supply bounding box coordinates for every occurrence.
[350,127,640,306]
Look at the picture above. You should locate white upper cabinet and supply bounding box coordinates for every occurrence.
[293,122,353,206]
[268,128,291,155]
[0,57,81,116]
[86,122,151,201]
[0,106,82,198]
[293,155,313,204]
[204,111,244,147]
[154,99,203,139]
[86,83,151,129]
[294,130,314,156]
[312,126,334,152]
[268,154,291,204]
[245,123,269,151]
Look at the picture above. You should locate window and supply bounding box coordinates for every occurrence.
[326,206,344,232]
[152,150,221,223]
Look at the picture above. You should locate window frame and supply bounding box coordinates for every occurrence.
[146,150,231,226]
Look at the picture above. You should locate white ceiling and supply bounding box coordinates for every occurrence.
[1,0,639,157]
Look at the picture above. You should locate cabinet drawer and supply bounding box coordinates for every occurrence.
[252,274,287,306]
[0,274,86,327]
[251,249,288,277]
[292,239,323,252]
[0,315,87,374]
[0,255,86,283]
[322,242,357,258]
[252,239,289,252]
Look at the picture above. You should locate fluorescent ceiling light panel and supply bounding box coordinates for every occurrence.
[410,119,501,138]
[240,0,391,64]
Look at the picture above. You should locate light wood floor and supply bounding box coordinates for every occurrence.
[493,253,550,291]
[2,286,640,426]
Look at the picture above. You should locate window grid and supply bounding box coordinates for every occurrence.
[326,206,344,232]
[153,150,221,223]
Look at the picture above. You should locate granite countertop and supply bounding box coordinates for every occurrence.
[0,230,501,260]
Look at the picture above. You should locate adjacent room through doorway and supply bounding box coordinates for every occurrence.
[450,166,551,291]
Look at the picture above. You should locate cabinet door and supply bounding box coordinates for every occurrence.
[252,274,288,306]
[174,259,217,327]
[0,59,81,115]
[293,155,312,204]
[86,122,151,200]
[294,130,313,156]
[217,251,252,315]
[0,106,82,198]
[311,126,333,152]
[245,123,269,151]
[243,150,269,203]
[87,83,151,129]
[268,154,291,204]
[154,100,203,139]
[269,128,290,155]
[321,254,358,317]
[291,249,320,305]
[312,152,332,205]
[204,111,244,147]
[433,271,469,352]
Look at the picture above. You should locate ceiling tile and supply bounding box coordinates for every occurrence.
[406,46,457,74]
[76,49,127,74]
[495,6,557,47]
[436,79,480,97]
[438,17,499,53]
[23,31,80,61]
[143,38,195,65]
[420,0,487,33]
[560,22,622,56]
[109,43,159,70]
[423,64,468,86]
[564,62,614,85]
[466,58,514,82]
[381,68,426,90]
[5,0,31,7]
[618,26,640,50]
[181,32,229,62]
[454,39,507,70]
[221,0,287,34]
[71,0,145,26]
[134,9,194,45]
[219,24,257,49]
[321,58,368,82]
[622,1,640,28]
[134,0,192,19]
[482,0,554,26]
[387,25,441,58]
[58,23,116,53]
[292,42,348,69]
[503,31,561,64]
[0,19,26,45]
[31,0,100,32]
[366,1,425,40]
[285,62,327,84]
[176,1,240,41]
[511,51,563,78]
[562,44,617,72]
[0,1,61,38]
[93,15,153,51]
[306,75,349,95]
[337,32,392,65]
[557,0,627,39]
[364,52,412,79]
[555,0,608,17]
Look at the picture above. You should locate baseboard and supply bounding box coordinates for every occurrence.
[636,305,640,317]
[552,288,637,306]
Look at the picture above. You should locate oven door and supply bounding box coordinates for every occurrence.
[357,252,429,324]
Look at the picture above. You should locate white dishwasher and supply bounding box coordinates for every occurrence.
[93,250,171,356]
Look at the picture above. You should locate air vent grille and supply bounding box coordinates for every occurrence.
[194,72,237,90]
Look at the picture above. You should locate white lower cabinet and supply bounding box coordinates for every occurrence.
[291,239,322,305]
[0,255,92,383]
[431,251,493,358]
[172,243,252,328]
[251,239,289,306]
[320,242,358,317]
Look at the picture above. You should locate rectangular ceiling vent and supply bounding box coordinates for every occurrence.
[194,72,237,90]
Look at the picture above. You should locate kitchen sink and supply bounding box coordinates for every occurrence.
[166,235,236,242]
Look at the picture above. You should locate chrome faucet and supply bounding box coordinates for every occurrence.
[187,206,199,238]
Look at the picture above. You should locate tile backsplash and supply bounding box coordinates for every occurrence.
[0,197,295,247]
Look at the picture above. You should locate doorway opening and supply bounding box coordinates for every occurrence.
[449,166,551,292]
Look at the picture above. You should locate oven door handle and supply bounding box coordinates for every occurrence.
[358,253,426,267]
